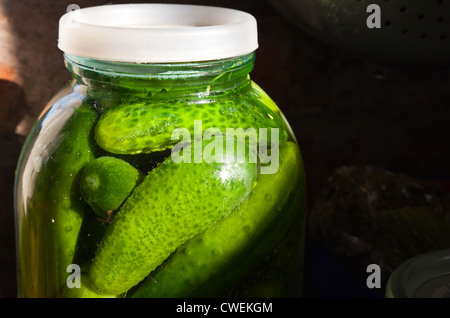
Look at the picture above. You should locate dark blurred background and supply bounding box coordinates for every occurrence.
[0,0,449,298]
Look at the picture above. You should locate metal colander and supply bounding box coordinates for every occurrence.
[268,0,450,68]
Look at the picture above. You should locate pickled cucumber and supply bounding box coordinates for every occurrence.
[80,156,144,219]
[95,97,288,155]
[131,141,304,297]
[18,103,98,297]
[60,273,118,298]
[88,139,258,295]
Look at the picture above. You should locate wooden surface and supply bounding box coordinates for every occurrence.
[0,0,449,298]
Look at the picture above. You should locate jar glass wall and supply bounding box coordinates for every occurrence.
[14,4,307,298]
[14,52,306,298]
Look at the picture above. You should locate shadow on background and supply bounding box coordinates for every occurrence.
[0,79,28,298]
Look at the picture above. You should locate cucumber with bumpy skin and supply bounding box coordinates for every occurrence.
[60,273,118,298]
[131,141,304,298]
[94,96,288,155]
[88,138,258,296]
[80,156,144,220]
[18,103,98,297]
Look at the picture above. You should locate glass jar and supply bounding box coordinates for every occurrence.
[14,4,306,298]
[386,249,450,298]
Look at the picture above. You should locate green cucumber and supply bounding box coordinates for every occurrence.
[60,273,118,298]
[94,97,288,155]
[130,141,304,298]
[80,156,144,219]
[88,138,258,295]
[18,103,98,297]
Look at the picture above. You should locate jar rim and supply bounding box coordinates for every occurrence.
[386,248,450,298]
[58,3,258,63]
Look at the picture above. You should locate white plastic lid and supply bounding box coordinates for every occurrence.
[58,3,258,63]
